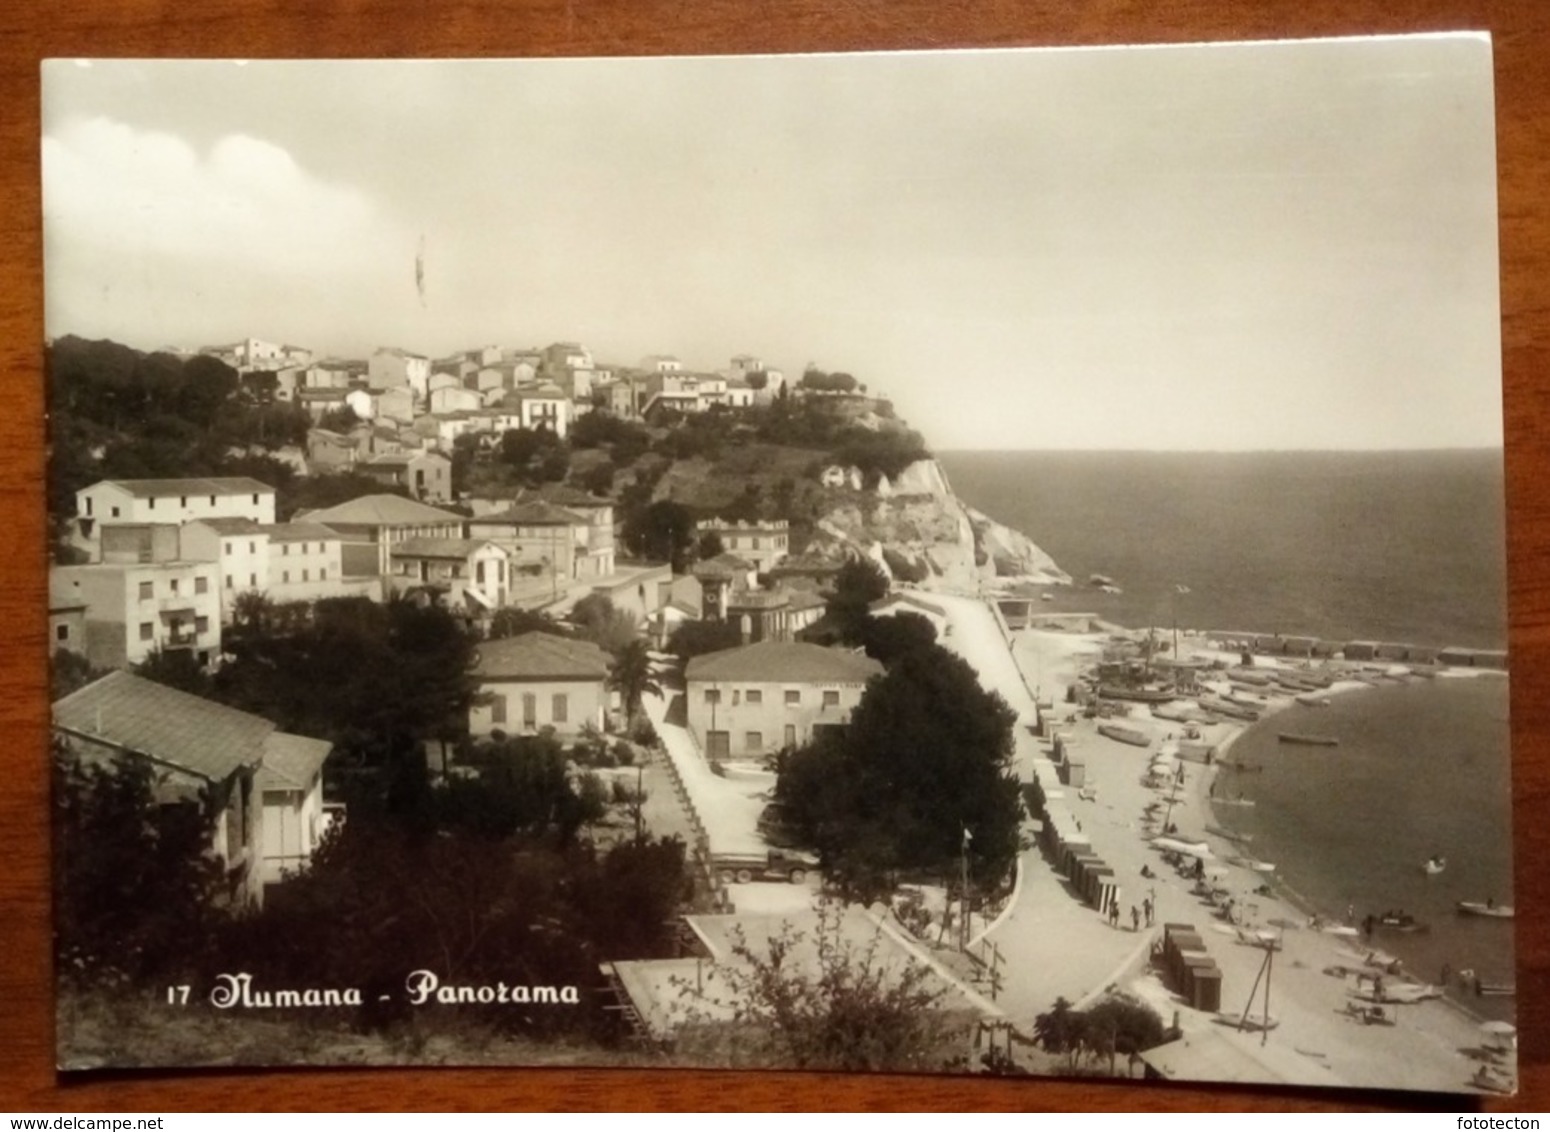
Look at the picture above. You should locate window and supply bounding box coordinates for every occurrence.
[491,694,506,724]
[552,694,568,724]
[282,544,290,556]
[139,622,153,642]
[784,724,796,747]
[823,690,840,708]
[195,616,210,635]
[249,542,256,554]
[111,506,119,518]
[705,689,721,705]
[249,573,257,587]
[147,498,155,511]
[785,690,800,706]
[301,569,309,582]
[746,689,762,705]
[195,576,208,594]
[209,496,216,506]
[226,575,234,590]
[745,731,762,752]
[320,568,327,581]
[85,498,92,516]
[225,542,233,555]
[138,581,153,601]
[252,494,259,505]
[523,694,537,727]
[283,571,290,583]
[180,496,187,507]
[169,579,180,596]
[55,624,69,643]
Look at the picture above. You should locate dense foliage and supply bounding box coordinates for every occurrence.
[776,643,1022,897]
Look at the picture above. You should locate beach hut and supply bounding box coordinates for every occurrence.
[1344,641,1379,661]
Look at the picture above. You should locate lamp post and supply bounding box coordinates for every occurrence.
[960,826,972,952]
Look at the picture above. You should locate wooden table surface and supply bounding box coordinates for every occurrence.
[2,0,1547,1113]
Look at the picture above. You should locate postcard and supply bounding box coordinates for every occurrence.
[42,38,1513,1094]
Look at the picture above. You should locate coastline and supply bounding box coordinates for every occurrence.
[977,609,1514,1092]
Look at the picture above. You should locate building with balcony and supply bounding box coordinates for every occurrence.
[50,560,222,669]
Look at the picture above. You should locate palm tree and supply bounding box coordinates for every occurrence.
[609,639,662,726]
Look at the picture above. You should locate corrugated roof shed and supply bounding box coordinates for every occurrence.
[52,671,273,783]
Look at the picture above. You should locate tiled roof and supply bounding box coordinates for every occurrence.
[693,552,755,577]
[256,731,332,792]
[190,517,260,535]
[391,537,502,560]
[93,477,276,498]
[52,671,274,783]
[686,641,883,685]
[299,494,463,527]
[473,632,611,681]
[259,522,342,543]
[515,486,611,509]
[476,501,589,526]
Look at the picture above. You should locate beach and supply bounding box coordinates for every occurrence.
[988,621,1513,1091]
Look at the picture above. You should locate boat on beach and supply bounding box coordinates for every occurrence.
[1457,901,1514,919]
[1423,855,1447,876]
[1278,732,1339,747]
[1294,692,1333,707]
[1099,684,1177,704]
[1374,912,1430,933]
[1098,723,1152,747]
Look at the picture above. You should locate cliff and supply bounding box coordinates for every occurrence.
[803,459,1069,591]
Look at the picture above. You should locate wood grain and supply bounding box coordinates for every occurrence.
[3,0,1548,1112]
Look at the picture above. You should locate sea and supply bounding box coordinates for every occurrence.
[940,449,1514,1019]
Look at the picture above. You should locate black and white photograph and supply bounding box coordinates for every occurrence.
[41,38,1512,1094]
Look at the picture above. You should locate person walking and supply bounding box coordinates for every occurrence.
[1130,905,1140,932]
[1143,896,1154,926]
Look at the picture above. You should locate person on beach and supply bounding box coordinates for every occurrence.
[1143,896,1154,926]
[1131,905,1140,932]
[1108,901,1120,928]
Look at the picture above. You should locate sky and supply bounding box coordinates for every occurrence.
[40,38,1503,451]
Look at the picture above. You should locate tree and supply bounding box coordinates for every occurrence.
[1033,996,1087,1070]
[622,499,697,571]
[667,619,742,662]
[1081,995,1166,1076]
[672,900,965,1071]
[696,531,726,562]
[776,643,1021,894]
[860,610,938,667]
[569,594,640,655]
[52,741,227,986]
[132,647,213,697]
[488,607,562,640]
[610,639,663,724]
[827,557,889,643]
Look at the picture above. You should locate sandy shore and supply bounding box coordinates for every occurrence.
[987,620,1513,1092]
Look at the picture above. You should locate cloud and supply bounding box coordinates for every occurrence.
[42,117,408,347]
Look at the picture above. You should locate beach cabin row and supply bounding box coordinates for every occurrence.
[1160,923,1222,1013]
[1209,629,1508,671]
[1035,793,1121,916]
[1050,732,1086,788]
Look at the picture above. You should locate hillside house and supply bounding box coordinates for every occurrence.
[684,641,882,759]
[469,632,612,739]
[53,672,333,906]
[389,538,511,613]
[296,494,465,578]
[358,450,453,503]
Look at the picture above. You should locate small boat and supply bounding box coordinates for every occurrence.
[1295,693,1333,707]
[1099,684,1176,704]
[1476,982,1516,998]
[1279,732,1339,747]
[1098,723,1151,747]
[1376,912,1429,933]
[1424,855,1447,876]
[1457,900,1514,919]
